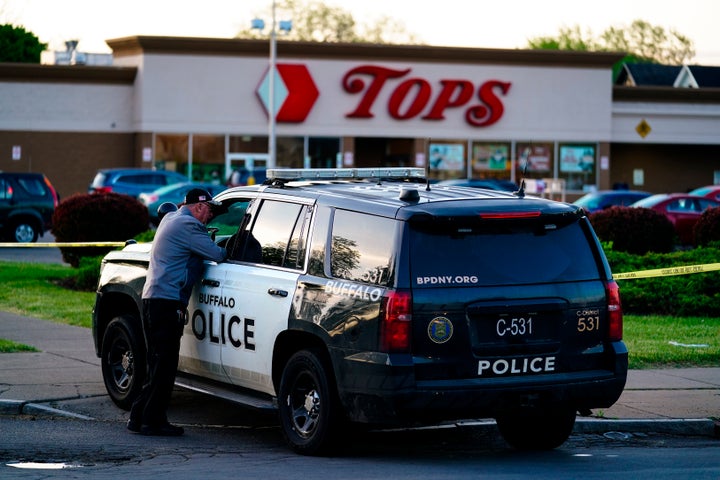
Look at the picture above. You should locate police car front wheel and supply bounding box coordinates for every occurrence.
[101,315,146,411]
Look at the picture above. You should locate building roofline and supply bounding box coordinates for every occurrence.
[106,35,626,68]
[613,85,720,103]
[0,63,137,84]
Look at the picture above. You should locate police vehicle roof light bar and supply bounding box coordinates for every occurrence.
[266,167,426,181]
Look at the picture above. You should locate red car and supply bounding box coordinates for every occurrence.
[631,193,720,244]
[688,185,720,202]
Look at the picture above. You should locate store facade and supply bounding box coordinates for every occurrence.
[1,36,719,199]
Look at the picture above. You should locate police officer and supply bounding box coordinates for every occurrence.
[128,188,227,436]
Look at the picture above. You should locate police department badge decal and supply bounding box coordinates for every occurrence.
[428,317,453,344]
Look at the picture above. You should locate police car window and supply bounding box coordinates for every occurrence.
[0,179,7,200]
[209,198,253,238]
[330,210,396,286]
[250,200,304,268]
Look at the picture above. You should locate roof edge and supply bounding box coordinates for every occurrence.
[0,63,137,84]
[106,35,625,67]
[613,85,720,103]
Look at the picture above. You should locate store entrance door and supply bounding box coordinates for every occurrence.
[226,154,269,186]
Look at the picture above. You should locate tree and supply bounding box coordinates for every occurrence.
[527,19,695,65]
[0,24,47,63]
[237,0,419,44]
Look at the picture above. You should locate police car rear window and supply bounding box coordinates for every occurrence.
[410,219,599,287]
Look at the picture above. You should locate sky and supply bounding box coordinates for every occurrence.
[2,0,719,65]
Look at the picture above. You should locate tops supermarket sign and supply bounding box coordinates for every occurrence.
[257,63,512,127]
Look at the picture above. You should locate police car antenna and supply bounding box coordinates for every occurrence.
[515,152,529,199]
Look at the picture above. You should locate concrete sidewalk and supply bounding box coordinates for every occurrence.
[1,311,718,437]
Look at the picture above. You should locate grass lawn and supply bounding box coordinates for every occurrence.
[0,261,96,328]
[0,261,717,368]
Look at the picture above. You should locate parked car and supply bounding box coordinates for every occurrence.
[93,167,627,455]
[631,193,720,244]
[688,185,720,202]
[138,182,228,225]
[573,190,652,213]
[88,168,188,198]
[435,178,518,192]
[0,172,59,243]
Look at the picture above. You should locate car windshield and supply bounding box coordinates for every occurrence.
[573,193,601,209]
[631,194,668,208]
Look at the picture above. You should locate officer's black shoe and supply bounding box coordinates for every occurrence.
[140,423,184,436]
[126,419,141,433]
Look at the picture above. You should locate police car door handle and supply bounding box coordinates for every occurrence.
[268,288,288,297]
[202,279,221,288]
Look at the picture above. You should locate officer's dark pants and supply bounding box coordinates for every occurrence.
[130,299,184,427]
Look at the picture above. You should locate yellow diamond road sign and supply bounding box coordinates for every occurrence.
[636,119,651,138]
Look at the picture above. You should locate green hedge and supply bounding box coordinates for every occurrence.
[606,242,720,316]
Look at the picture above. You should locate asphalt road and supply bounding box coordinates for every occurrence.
[1,416,718,480]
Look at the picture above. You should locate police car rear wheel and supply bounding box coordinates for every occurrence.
[496,406,576,450]
[101,315,146,411]
[278,349,342,456]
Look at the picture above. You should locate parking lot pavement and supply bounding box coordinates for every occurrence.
[0,232,66,264]
[0,311,718,437]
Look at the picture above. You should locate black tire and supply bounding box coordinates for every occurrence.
[278,349,343,456]
[100,315,146,410]
[496,407,576,450]
[12,220,39,243]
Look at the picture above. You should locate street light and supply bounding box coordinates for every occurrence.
[252,1,292,169]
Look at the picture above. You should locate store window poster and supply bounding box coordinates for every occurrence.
[517,143,552,173]
[429,143,465,171]
[560,145,595,173]
[473,143,510,172]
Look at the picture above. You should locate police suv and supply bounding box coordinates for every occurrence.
[92,167,627,455]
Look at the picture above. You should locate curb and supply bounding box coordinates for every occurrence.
[574,417,718,437]
[1,398,717,438]
[0,399,95,421]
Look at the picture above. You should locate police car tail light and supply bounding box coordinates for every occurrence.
[606,280,623,342]
[380,290,412,353]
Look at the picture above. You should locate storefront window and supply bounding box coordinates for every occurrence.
[192,135,225,184]
[229,135,267,154]
[427,141,466,180]
[515,142,554,194]
[277,136,305,168]
[559,144,596,192]
[154,134,189,174]
[471,142,511,180]
[308,137,341,168]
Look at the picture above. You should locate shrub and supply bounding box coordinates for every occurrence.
[589,206,675,254]
[694,206,720,247]
[605,245,720,316]
[51,193,150,267]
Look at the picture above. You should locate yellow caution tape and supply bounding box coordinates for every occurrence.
[0,242,128,248]
[614,263,720,280]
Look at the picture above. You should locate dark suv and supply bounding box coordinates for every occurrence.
[0,172,59,243]
[88,168,188,198]
[93,167,627,454]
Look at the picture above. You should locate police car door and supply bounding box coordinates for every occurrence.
[178,196,256,384]
[220,197,311,396]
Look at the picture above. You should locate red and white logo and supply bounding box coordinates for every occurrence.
[256,64,319,123]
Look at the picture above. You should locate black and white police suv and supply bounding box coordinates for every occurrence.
[92,167,627,455]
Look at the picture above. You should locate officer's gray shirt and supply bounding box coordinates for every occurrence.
[142,206,226,305]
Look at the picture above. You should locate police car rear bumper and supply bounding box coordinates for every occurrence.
[337,344,628,424]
